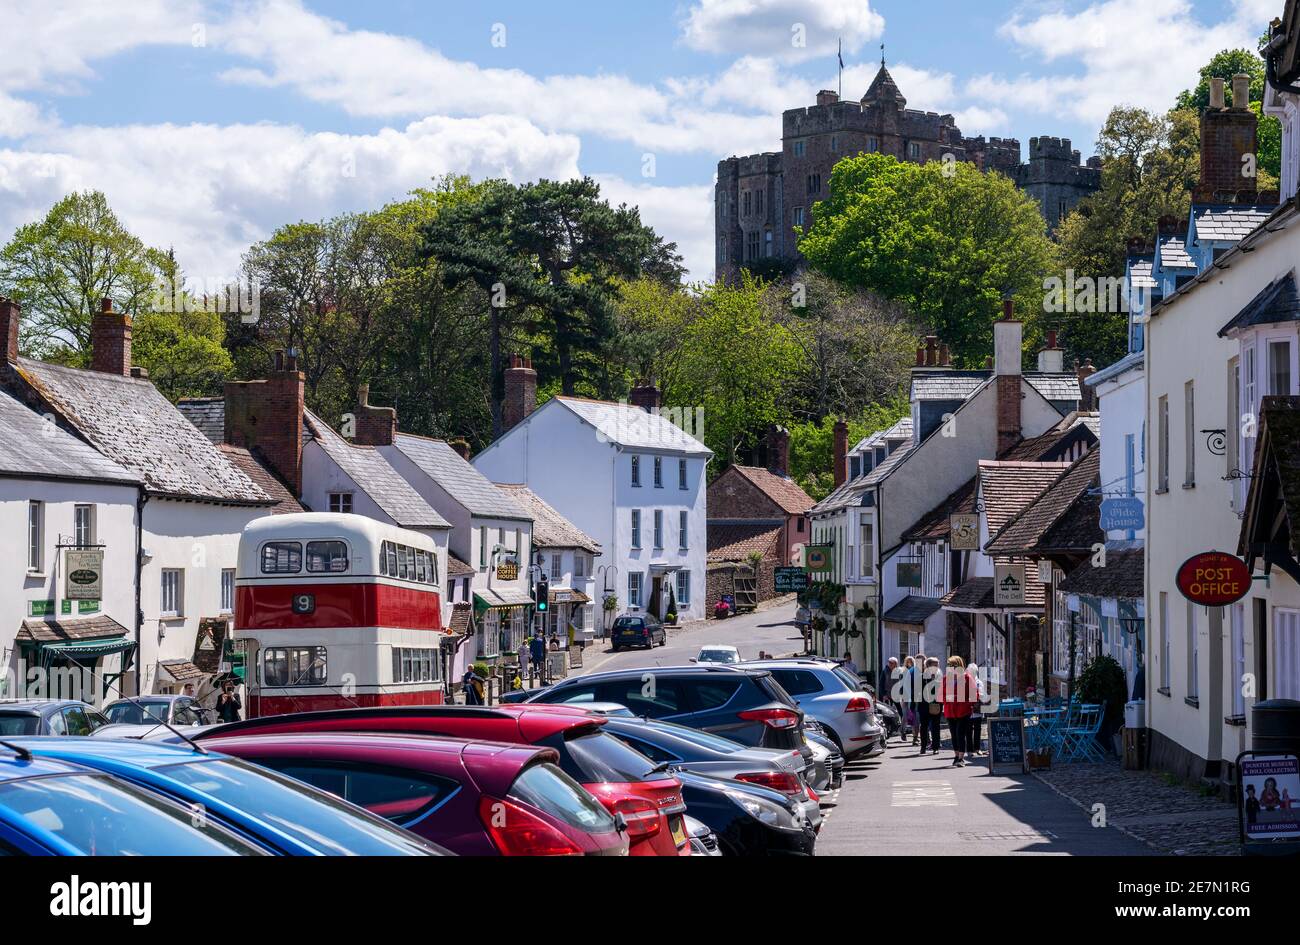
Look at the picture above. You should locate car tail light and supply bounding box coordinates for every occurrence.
[805,784,820,804]
[735,771,802,795]
[738,707,801,730]
[612,796,663,838]
[845,696,871,713]
[478,795,583,856]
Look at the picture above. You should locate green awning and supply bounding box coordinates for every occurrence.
[473,589,535,615]
[39,637,137,659]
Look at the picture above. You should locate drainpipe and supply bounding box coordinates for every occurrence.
[133,488,148,697]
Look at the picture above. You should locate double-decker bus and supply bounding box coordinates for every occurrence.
[235,513,446,717]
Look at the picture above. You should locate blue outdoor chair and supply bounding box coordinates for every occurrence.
[1059,703,1105,762]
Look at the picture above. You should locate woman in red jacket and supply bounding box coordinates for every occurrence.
[941,655,977,767]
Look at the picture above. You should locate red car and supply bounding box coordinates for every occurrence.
[197,706,691,857]
[199,731,627,856]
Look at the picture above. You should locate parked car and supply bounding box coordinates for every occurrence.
[0,699,109,736]
[802,721,845,791]
[102,694,213,727]
[693,645,740,664]
[673,768,817,856]
[199,732,628,856]
[741,658,886,758]
[194,706,690,857]
[0,745,267,856]
[610,614,666,650]
[684,814,722,856]
[507,665,810,757]
[9,738,447,856]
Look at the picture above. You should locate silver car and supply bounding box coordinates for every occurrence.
[742,658,885,759]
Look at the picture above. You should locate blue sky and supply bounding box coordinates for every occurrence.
[0,0,1279,283]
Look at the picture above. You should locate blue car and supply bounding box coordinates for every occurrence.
[0,745,266,855]
[8,738,447,856]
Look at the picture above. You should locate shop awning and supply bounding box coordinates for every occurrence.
[158,659,206,684]
[881,596,943,629]
[939,577,1045,614]
[473,588,535,614]
[549,588,591,606]
[39,637,137,659]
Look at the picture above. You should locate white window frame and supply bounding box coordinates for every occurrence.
[221,568,235,615]
[1183,380,1195,488]
[679,510,688,550]
[574,553,586,579]
[653,456,663,488]
[631,509,641,549]
[1160,592,1171,691]
[628,572,643,609]
[1276,608,1300,701]
[675,570,691,607]
[1187,601,1199,701]
[27,500,43,572]
[1231,602,1246,717]
[550,553,562,581]
[1267,336,1293,396]
[161,569,183,618]
[73,503,95,548]
[1157,395,1169,493]
[631,455,641,487]
[678,459,687,489]
[653,509,663,549]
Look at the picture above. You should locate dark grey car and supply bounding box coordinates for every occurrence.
[0,699,110,736]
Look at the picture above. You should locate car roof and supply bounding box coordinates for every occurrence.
[698,645,739,652]
[4,736,214,769]
[557,664,765,683]
[0,750,92,782]
[105,695,180,704]
[0,699,90,715]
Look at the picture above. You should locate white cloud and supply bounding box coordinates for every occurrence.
[595,174,716,284]
[679,0,884,62]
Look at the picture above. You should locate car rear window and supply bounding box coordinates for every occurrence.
[754,673,799,708]
[0,715,40,736]
[104,701,171,725]
[508,762,615,832]
[688,679,742,711]
[770,669,824,697]
[257,761,460,826]
[557,731,667,784]
[611,617,646,630]
[831,668,863,691]
[598,678,685,718]
[647,720,745,753]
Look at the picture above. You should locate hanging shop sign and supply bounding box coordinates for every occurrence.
[774,567,809,593]
[994,563,1026,606]
[804,545,835,573]
[1175,551,1250,607]
[949,514,980,551]
[64,549,104,601]
[1099,497,1144,532]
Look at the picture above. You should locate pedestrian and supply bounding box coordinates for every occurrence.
[841,651,859,679]
[919,657,942,754]
[880,657,905,742]
[529,633,546,685]
[462,665,485,705]
[941,656,977,767]
[795,603,811,651]
[215,681,242,723]
[902,655,919,745]
[966,661,985,759]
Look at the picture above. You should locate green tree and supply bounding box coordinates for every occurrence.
[787,397,910,501]
[798,153,1053,368]
[0,191,166,359]
[133,303,234,400]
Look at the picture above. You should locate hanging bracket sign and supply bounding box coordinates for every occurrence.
[1175,551,1250,607]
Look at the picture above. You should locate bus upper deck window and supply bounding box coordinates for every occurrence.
[306,540,349,573]
[261,541,302,574]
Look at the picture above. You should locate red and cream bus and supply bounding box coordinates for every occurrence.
[235,513,446,717]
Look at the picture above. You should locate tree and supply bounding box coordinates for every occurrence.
[133,303,234,400]
[798,153,1054,368]
[0,191,166,359]
[787,397,910,501]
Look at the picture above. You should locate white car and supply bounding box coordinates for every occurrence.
[692,645,741,665]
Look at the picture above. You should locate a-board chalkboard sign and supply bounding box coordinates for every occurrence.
[987,716,1026,775]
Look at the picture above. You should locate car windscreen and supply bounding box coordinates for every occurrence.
[644,720,746,754]
[831,667,863,692]
[104,702,171,725]
[559,731,668,784]
[754,673,799,708]
[155,758,442,855]
[0,714,40,736]
[610,617,646,630]
[0,773,265,856]
[508,762,616,832]
[697,650,736,662]
[253,760,461,826]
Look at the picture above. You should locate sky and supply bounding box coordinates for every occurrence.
[0,0,1281,285]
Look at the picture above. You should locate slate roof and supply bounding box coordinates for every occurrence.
[0,388,139,485]
[881,595,943,627]
[495,484,601,552]
[726,465,815,514]
[176,397,224,444]
[1156,233,1196,270]
[850,417,912,454]
[217,445,304,515]
[1058,548,1145,601]
[985,447,1101,555]
[447,553,475,577]
[707,522,782,561]
[554,397,712,456]
[814,437,914,513]
[306,414,449,529]
[977,460,1073,538]
[15,358,270,505]
[863,65,905,104]
[1127,255,1157,289]
[1218,269,1300,336]
[908,372,1080,408]
[1192,204,1272,243]
[1025,373,1084,403]
[940,572,1046,610]
[1086,351,1144,388]
[395,433,528,521]
[16,614,130,643]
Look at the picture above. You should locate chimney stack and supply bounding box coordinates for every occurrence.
[352,383,397,447]
[832,419,849,489]
[629,378,662,413]
[0,297,19,364]
[924,335,938,367]
[767,425,791,477]
[994,299,1023,454]
[448,438,472,461]
[1195,73,1257,203]
[1037,329,1064,373]
[1076,358,1097,411]
[91,297,132,376]
[503,354,538,431]
[224,349,305,495]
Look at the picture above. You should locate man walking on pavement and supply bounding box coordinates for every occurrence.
[529,632,547,686]
[919,657,942,754]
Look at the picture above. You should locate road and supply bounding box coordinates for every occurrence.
[569,599,803,678]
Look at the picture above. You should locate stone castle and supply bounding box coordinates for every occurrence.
[715,65,1101,282]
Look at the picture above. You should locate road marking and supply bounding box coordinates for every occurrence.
[891,780,957,807]
[958,829,1056,842]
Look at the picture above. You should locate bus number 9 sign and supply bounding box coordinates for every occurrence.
[291,593,316,615]
[1176,552,1250,607]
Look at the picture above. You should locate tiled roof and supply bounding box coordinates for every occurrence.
[940,571,1045,610]
[555,397,711,456]
[1192,204,1272,243]
[447,553,475,576]
[813,438,913,513]
[217,445,304,515]
[1058,548,1145,600]
[176,397,224,444]
[17,614,130,643]
[1218,269,1300,336]
[15,358,270,505]
[1087,351,1144,388]
[1156,233,1196,270]
[881,596,943,627]
[727,465,815,514]
[0,388,138,485]
[159,659,206,682]
[1127,254,1157,289]
[986,447,1101,555]
[306,414,449,528]
[448,602,473,635]
[707,522,782,561]
[496,484,601,552]
[977,460,1072,538]
[396,433,528,521]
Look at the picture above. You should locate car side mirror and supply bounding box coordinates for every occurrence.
[688,657,697,663]
[613,812,629,834]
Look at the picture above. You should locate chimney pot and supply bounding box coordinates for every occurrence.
[1232,73,1250,110]
[939,343,950,367]
[274,350,285,372]
[1209,77,1225,109]
[130,366,149,379]
[449,438,472,461]
[916,346,926,367]
[357,383,370,407]
[767,425,791,477]
[0,297,19,363]
[101,297,113,314]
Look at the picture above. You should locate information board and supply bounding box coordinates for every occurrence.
[987,716,1026,775]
